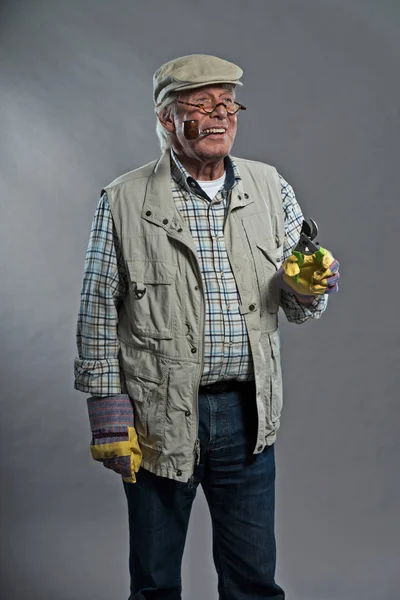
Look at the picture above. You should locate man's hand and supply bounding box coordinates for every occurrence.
[87,395,142,483]
[277,247,340,298]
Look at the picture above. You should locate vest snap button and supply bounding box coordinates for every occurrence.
[244,193,249,199]
[191,347,197,354]
[177,227,183,232]
[163,218,169,225]
[177,470,182,476]
[145,210,152,216]
[257,445,263,452]
[185,410,191,417]
[237,195,242,200]
[249,303,256,311]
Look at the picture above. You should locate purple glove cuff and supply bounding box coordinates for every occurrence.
[91,427,130,445]
[87,394,134,431]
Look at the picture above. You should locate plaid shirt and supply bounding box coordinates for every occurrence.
[74,153,328,396]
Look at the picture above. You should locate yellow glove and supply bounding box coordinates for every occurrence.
[90,426,142,483]
[87,395,142,483]
[282,247,340,296]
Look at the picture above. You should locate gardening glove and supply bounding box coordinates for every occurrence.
[87,394,142,483]
[278,247,340,298]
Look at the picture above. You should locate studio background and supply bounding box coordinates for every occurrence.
[1,1,399,599]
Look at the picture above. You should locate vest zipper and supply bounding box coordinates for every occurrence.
[188,281,205,487]
[166,230,204,487]
[223,200,263,453]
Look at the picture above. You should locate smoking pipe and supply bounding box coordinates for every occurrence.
[183,120,200,140]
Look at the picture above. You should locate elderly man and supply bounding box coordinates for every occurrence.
[74,54,340,600]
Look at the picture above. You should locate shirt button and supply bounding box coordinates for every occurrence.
[220,272,224,278]
[226,305,231,311]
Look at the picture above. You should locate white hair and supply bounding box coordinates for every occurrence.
[155,93,177,153]
[154,84,236,153]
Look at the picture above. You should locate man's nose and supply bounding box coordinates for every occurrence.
[211,103,228,117]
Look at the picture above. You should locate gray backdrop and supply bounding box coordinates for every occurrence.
[1,1,399,599]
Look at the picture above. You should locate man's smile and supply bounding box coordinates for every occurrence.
[200,127,227,136]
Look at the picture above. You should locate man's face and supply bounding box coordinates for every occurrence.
[168,85,238,162]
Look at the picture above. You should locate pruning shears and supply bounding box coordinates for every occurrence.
[293,218,320,256]
[291,218,325,284]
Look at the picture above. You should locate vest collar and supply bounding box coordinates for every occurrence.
[141,151,181,232]
[141,150,254,232]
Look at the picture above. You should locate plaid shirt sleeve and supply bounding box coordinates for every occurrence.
[278,174,329,323]
[74,192,128,396]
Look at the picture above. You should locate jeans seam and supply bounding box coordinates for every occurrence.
[212,515,230,600]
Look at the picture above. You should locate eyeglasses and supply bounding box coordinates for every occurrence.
[176,99,247,115]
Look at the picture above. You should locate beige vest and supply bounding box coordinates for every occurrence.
[104,151,285,483]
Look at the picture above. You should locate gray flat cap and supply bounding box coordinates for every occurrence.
[153,54,243,105]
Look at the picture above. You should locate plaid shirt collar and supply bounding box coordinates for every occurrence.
[170,149,241,199]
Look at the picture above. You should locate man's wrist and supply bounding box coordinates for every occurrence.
[294,294,316,306]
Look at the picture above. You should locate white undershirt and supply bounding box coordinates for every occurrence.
[196,172,226,200]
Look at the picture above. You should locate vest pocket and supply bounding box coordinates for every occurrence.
[256,242,284,314]
[126,260,176,339]
[241,217,284,315]
[124,377,151,439]
[123,366,169,452]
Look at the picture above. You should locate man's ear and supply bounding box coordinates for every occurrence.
[157,108,176,134]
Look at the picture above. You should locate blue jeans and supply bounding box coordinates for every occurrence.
[123,382,285,599]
